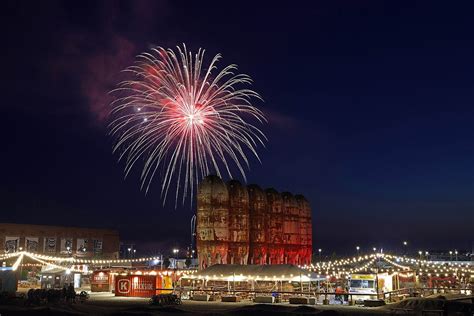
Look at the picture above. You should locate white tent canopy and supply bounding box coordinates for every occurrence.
[183,264,325,282]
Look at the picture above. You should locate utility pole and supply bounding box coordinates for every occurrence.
[375,268,379,300]
[191,215,196,256]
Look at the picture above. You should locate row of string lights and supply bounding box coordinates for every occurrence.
[1,251,472,280]
[0,251,160,265]
[300,253,473,278]
[1,251,198,275]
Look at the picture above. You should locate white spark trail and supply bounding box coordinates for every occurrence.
[110,44,266,206]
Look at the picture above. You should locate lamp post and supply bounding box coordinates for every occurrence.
[173,248,179,268]
[373,247,376,253]
[171,249,180,288]
[18,247,23,280]
[418,251,422,259]
[127,248,131,258]
[318,249,322,261]
[65,268,72,285]
[454,250,458,261]
[300,273,303,293]
[403,241,408,256]
[356,246,360,256]
[449,251,453,261]
[375,267,379,300]
[232,272,235,295]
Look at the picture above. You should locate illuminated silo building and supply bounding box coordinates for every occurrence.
[248,184,268,265]
[281,192,300,265]
[196,175,312,269]
[296,194,312,266]
[196,175,229,269]
[226,180,250,265]
[265,188,284,264]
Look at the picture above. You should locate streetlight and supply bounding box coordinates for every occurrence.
[133,249,136,258]
[373,266,380,299]
[454,250,458,261]
[18,247,24,279]
[373,247,376,253]
[356,246,360,256]
[418,251,422,259]
[449,251,453,261]
[318,248,322,261]
[172,248,180,285]
[173,248,179,259]
[127,248,131,258]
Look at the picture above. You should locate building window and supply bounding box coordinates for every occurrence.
[93,239,103,254]
[25,237,39,252]
[44,237,57,253]
[60,238,73,254]
[76,238,88,253]
[4,237,19,253]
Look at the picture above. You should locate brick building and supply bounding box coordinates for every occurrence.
[0,223,119,259]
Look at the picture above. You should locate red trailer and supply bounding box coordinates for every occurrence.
[115,275,156,297]
[91,270,112,292]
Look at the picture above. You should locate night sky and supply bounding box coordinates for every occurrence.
[2,1,473,255]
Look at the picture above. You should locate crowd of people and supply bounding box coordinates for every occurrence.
[25,284,88,305]
[313,283,350,304]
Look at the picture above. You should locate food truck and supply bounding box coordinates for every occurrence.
[348,274,377,302]
[349,273,396,302]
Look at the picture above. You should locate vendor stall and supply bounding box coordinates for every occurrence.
[181,264,323,300]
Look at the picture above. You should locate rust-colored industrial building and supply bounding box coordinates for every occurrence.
[196,175,312,269]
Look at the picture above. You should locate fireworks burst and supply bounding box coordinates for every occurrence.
[109,44,266,205]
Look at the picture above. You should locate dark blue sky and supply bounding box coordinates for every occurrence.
[1,1,473,255]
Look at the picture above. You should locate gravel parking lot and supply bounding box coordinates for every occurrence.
[1,292,472,315]
[0,292,389,315]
